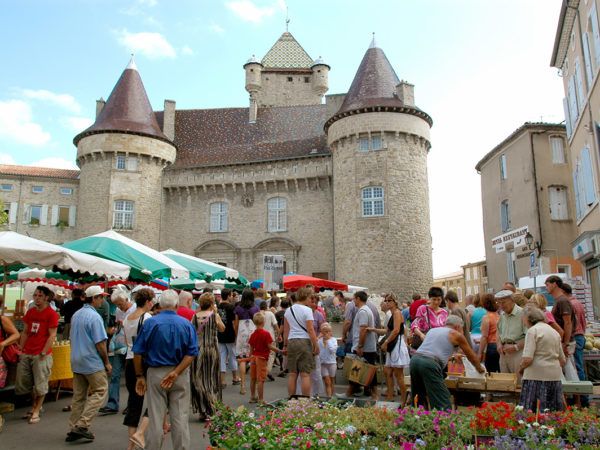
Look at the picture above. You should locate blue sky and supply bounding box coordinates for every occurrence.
[0,0,565,277]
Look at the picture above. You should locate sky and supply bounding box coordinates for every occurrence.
[0,0,566,277]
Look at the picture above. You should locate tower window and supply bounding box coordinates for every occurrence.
[268,197,287,232]
[371,133,382,150]
[287,77,293,82]
[358,136,370,151]
[304,77,310,83]
[116,155,126,170]
[362,186,384,217]
[116,154,138,171]
[113,200,134,230]
[209,201,228,232]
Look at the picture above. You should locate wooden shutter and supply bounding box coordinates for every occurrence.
[573,170,582,219]
[51,205,59,226]
[549,187,568,220]
[568,77,579,123]
[575,59,585,110]
[550,137,565,164]
[583,33,594,89]
[69,206,77,227]
[40,204,48,225]
[22,203,30,224]
[581,147,597,206]
[563,98,572,137]
[9,202,17,224]
[591,3,600,67]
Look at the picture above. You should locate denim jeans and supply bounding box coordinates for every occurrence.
[574,334,589,407]
[105,353,125,410]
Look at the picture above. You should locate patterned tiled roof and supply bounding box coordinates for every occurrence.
[74,61,171,146]
[0,164,80,179]
[261,32,314,69]
[157,104,329,168]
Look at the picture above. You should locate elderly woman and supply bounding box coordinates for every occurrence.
[519,306,566,412]
[410,287,448,348]
[478,293,500,373]
[191,292,225,421]
[527,294,563,338]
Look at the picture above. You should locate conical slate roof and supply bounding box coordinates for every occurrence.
[261,32,313,69]
[74,58,170,145]
[325,44,432,130]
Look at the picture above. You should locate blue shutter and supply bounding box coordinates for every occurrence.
[583,33,594,88]
[563,98,572,137]
[581,147,597,205]
[591,3,600,68]
[568,77,579,123]
[573,170,582,219]
[575,59,585,110]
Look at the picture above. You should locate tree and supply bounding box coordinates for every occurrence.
[0,198,8,225]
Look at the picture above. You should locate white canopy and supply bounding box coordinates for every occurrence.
[161,248,239,279]
[0,231,131,279]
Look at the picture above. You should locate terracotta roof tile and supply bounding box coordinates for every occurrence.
[159,104,329,168]
[0,164,80,179]
[74,62,170,145]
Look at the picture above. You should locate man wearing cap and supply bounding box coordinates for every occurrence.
[496,289,527,381]
[66,285,112,443]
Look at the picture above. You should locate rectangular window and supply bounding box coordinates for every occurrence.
[500,200,511,232]
[30,205,42,225]
[473,285,479,294]
[358,136,369,152]
[58,206,70,225]
[268,197,287,232]
[209,202,228,232]
[126,157,138,171]
[60,187,73,195]
[32,186,43,193]
[506,251,516,284]
[287,77,293,82]
[473,268,479,280]
[499,154,507,180]
[113,200,134,230]
[362,186,384,217]
[371,133,383,150]
[0,184,12,191]
[550,137,566,164]
[304,77,310,83]
[116,154,126,170]
[549,186,569,220]
[557,264,572,278]
[465,268,471,281]
[568,76,580,123]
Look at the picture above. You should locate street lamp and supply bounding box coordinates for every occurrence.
[525,231,541,257]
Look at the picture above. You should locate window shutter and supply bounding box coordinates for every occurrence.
[40,204,48,225]
[573,170,582,219]
[581,147,597,205]
[583,33,594,88]
[550,137,565,164]
[563,98,572,138]
[575,59,585,111]
[51,205,59,226]
[9,202,17,224]
[126,156,138,171]
[22,203,30,224]
[69,206,77,227]
[568,77,579,123]
[591,4,600,67]
[549,187,568,220]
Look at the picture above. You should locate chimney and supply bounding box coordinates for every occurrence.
[249,95,258,123]
[163,99,176,140]
[396,81,414,107]
[96,97,105,118]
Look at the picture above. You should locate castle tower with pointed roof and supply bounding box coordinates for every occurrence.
[244,31,329,114]
[326,40,433,298]
[74,57,176,248]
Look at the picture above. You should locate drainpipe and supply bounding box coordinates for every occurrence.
[15,174,24,233]
[530,131,544,259]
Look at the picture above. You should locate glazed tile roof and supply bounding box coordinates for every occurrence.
[0,164,80,179]
[325,45,432,130]
[74,60,171,146]
[261,32,314,69]
[158,104,329,168]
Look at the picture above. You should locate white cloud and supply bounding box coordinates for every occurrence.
[137,0,157,6]
[226,0,277,23]
[62,116,93,132]
[181,45,194,56]
[21,89,81,113]
[209,23,225,34]
[0,153,16,165]
[115,30,176,59]
[30,157,77,170]
[0,100,51,146]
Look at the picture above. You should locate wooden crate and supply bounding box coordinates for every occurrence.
[457,377,486,391]
[445,377,459,389]
[486,373,517,392]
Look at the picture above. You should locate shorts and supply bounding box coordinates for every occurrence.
[287,339,315,374]
[321,362,337,378]
[15,353,53,397]
[250,356,268,382]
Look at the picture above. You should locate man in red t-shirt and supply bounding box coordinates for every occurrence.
[409,294,427,321]
[176,291,195,321]
[15,285,60,424]
[248,312,280,404]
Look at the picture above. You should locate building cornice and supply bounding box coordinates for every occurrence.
[550,0,581,68]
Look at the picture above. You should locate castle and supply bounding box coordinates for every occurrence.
[0,32,434,297]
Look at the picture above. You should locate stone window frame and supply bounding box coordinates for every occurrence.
[113,199,135,230]
[209,201,229,233]
[0,183,13,192]
[267,196,287,232]
[60,187,73,195]
[357,132,384,152]
[32,185,44,194]
[549,135,566,164]
[361,186,384,217]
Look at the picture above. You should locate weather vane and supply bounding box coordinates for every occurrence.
[286,6,290,31]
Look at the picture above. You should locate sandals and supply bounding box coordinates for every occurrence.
[129,435,145,449]
[240,387,246,395]
[21,411,33,420]
[248,397,258,403]
[28,415,41,424]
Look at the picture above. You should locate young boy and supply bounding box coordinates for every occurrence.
[318,322,338,397]
[248,312,280,404]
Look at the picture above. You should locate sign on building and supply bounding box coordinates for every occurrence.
[491,225,529,254]
[263,255,284,291]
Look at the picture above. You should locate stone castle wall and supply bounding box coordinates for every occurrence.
[161,156,334,281]
[256,72,323,107]
[328,112,433,299]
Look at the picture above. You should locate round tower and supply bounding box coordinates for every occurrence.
[244,55,263,96]
[325,42,433,299]
[311,57,330,98]
[73,57,176,249]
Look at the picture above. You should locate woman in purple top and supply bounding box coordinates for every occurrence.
[234,289,259,395]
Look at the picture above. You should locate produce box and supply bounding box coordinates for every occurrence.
[561,380,594,394]
[457,377,486,390]
[486,373,517,392]
[445,377,459,389]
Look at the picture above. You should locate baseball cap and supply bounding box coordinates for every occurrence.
[55,289,66,297]
[494,290,513,299]
[85,285,109,298]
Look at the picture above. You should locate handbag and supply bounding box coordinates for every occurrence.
[410,307,432,350]
[346,356,378,386]
[0,320,21,365]
[0,355,6,389]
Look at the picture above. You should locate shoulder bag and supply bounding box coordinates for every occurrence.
[289,305,308,333]
[409,306,431,350]
[0,319,21,365]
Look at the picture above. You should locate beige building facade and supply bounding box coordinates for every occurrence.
[552,0,600,316]
[461,260,488,296]
[0,32,434,297]
[476,123,583,291]
[433,271,465,300]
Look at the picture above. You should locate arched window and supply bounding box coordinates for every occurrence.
[113,200,134,230]
[209,202,228,232]
[268,197,287,232]
[361,187,384,217]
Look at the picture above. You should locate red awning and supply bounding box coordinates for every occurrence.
[283,274,348,292]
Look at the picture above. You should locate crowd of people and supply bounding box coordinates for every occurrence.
[0,274,592,448]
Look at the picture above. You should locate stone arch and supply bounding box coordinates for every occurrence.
[195,239,241,269]
[253,237,301,277]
